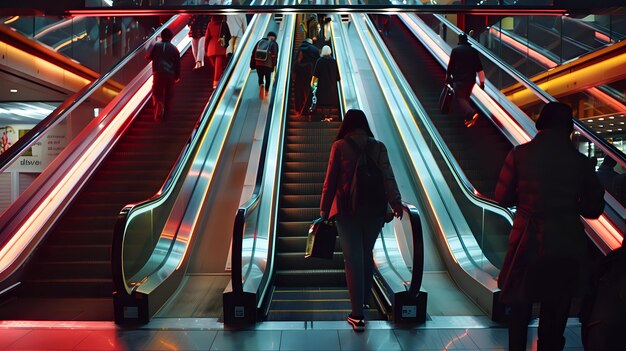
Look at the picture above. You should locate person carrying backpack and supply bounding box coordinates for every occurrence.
[145,27,180,122]
[319,109,403,331]
[250,31,279,99]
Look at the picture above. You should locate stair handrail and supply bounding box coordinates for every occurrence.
[0,16,183,174]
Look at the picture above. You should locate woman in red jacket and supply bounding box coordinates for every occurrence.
[320,109,403,331]
[204,15,228,89]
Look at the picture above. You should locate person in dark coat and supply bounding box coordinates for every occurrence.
[293,38,319,117]
[146,27,180,122]
[494,102,605,351]
[188,15,210,69]
[311,45,340,120]
[320,109,403,331]
[596,156,617,192]
[446,32,485,127]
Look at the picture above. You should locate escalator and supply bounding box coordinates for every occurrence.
[377,17,511,200]
[0,49,213,320]
[266,19,356,321]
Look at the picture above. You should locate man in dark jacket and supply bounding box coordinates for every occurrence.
[146,28,180,122]
[494,102,605,351]
[446,32,484,127]
[250,31,279,99]
[294,38,319,116]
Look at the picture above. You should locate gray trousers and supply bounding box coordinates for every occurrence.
[336,213,384,318]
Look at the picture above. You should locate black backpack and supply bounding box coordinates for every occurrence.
[345,137,387,217]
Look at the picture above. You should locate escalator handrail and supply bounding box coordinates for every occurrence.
[112,14,262,296]
[0,15,183,174]
[393,14,515,219]
[232,16,294,296]
[433,14,626,171]
[406,203,424,296]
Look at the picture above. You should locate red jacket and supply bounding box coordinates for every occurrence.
[320,129,402,220]
[204,17,227,58]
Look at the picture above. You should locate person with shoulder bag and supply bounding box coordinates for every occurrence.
[188,14,210,69]
[204,15,230,89]
[320,109,403,332]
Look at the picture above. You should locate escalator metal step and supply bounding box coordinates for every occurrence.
[282,161,328,172]
[275,252,344,271]
[276,236,340,252]
[279,208,319,222]
[280,195,321,208]
[284,152,329,163]
[281,183,323,195]
[281,171,326,183]
[278,221,311,237]
[274,269,346,287]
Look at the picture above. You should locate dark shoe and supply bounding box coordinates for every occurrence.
[347,315,366,332]
[259,84,265,99]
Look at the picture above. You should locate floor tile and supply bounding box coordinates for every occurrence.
[74,329,159,351]
[280,330,340,351]
[210,330,281,350]
[466,328,508,349]
[438,329,478,349]
[0,329,30,349]
[135,330,216,350]
[394,329,444,350]
[6,329,90,350]
[337,329,401,351]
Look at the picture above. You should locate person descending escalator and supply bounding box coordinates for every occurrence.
[446,32,485,128]
[311,45,340,121]
[319,109,404,332]
[294,38,320,118]
[494,102,605,351]
[145,27,181,123]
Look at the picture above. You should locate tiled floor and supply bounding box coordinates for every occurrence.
[0,318,586,350]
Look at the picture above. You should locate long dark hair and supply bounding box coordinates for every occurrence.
[335,109,374,141]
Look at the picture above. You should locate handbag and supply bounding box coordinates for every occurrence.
[219,21,231,48]
[439,84,454,114]
[305,218,337,260]
[309,87,317,114]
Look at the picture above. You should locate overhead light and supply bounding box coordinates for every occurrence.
[609,116,615,119]
[9,89,17,93]
[599,118,605,121]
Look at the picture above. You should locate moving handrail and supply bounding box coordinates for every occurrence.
[0,16,183,174]
[224,14,294,325]
[225,14,427,325]
[0,17,190,293]
[422,14,624,251]
[111,14,268,324]
[354,13,504,318]
[432,14,626,173]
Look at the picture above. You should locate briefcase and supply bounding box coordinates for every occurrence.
[305,219,337,260]
[439,84,454,114]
